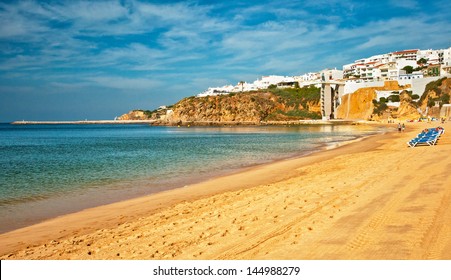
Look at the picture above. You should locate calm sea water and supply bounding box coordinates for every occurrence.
[0,123,384,232]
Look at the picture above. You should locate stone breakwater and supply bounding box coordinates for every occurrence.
[11,120,157,125]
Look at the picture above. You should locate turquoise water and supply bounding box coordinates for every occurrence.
[0,123,384,232]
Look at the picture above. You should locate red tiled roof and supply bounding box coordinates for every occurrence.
[392,49,419,55]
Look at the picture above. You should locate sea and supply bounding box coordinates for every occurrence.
[0,123,386,233]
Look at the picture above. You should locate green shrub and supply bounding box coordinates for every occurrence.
[427,99,436,107]
[268,85,320,108]
[372,99,388,115]
[420,77,447,107]
[387,95,400,102]
[440,93,450,106]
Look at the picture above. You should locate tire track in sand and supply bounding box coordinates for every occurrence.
[215,179,373,260]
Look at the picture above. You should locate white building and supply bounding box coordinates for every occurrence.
[441,47,451,75]
[321,68,343,82]
[253,75,292,89]
[417,49,441,65]
[196,85,235,97]
[197,74,305,97]
[389,49,419,62]
[319,69,345,120]
[294,72,322,87]
[296,72,320,82]
[231,81,258,92]
[196,47,450,99]
[342,48,445,82]
[398,70,424,81]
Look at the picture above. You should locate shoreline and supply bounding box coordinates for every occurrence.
[10,119,369,126]
[0,125,390,254]
[1,121,451,259]
[0,123,385,234]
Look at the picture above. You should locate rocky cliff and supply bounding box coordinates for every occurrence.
[171,92,275,122]
[170,90,320,123]
[395,91,422,120]
[336,81,409,120]
[418,77,451,117]
[119,87,322,123]
[337,78,450,121]
[336,88,376,120]
[117,110,150,120]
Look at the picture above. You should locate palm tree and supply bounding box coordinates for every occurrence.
[239,81,245,92]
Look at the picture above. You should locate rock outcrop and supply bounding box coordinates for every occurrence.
[336,81,409,120]
[395,91,421,120]
[117,110,150,120]
[169,89,322,123]
[337,78,450,121]
[337,88,376,120]
[418,77,451,118]
[119,87,322,123]
[171,93,274,122]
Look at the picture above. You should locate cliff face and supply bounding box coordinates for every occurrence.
[118,110,149,120]
[395,91,421,120]
[336,81,408,120]
[171,93,276,122]
[172,87,322,123]
[120,87,322,123]
[336,88,376,120]
[337,78,450,120]
[418,77,451,117]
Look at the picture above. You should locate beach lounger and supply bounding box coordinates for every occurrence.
[407,127,443,147]
[407,137,437,147]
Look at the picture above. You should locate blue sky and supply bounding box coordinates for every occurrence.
[0,0,450,121]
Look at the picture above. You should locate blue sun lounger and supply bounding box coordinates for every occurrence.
[407,127,444,147]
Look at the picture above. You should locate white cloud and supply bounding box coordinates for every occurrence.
[86,75,162,91]
[0,1,52,39]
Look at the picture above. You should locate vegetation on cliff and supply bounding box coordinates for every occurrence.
[369,78,450,120]
[169,86,321,123]
[419,77,450,108]
[118,107,171,120]
[265,86,321,120]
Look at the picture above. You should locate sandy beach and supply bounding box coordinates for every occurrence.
[1,121,451,260]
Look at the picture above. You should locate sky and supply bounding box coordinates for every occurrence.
[0,0,450,121]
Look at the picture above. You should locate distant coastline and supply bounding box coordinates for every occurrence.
[11,119,369,126]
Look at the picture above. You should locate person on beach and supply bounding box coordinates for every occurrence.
[398,123,402,132]
[402,123,405,132]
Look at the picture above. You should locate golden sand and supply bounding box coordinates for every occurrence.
[1,122,451,260]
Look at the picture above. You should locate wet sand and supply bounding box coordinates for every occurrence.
[1,121,451,259]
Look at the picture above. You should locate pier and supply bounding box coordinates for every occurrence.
[11,120,157,125]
